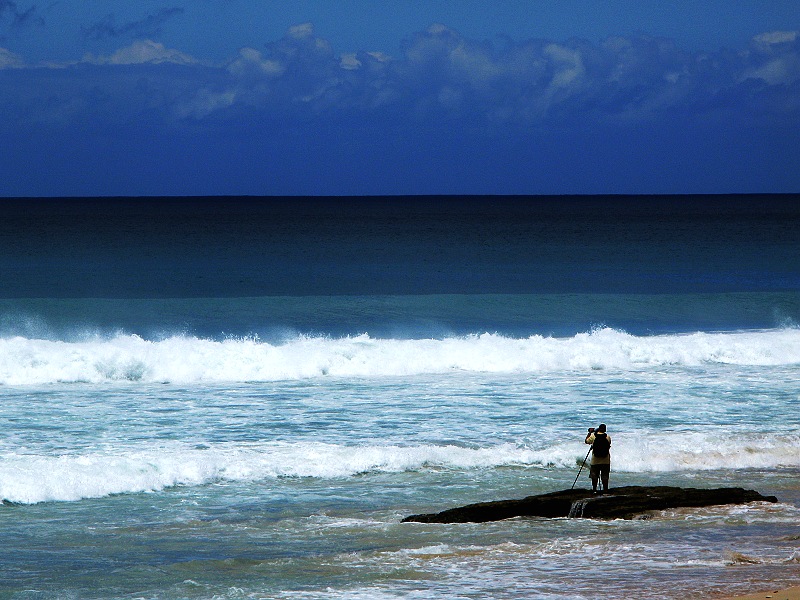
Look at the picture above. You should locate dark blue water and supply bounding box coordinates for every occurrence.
[1,195,799,339]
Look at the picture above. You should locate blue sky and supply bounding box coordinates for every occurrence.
[1,1,799,196]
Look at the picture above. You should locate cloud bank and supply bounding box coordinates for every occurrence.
[4,23,799,126]
[189,22,800,127]
[1,23,799,195]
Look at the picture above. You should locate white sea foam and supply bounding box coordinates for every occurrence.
[1,434,797,504]
[1,327,799,385]
[0,442,528,504]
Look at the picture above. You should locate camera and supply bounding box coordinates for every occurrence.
[588,427,595,433]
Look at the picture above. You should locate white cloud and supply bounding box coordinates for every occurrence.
[742,30,800,85]
[544,43,585,91]
[175,89,238,120]
[84,40,198,66]
[339,53,361,70]
[286,22,332,56]
[448,42,502,87]
[753,31,798,47]
[743,56,800,85]
[288,22,315,40]
[366,51,392,63]
[228,47,284,78]
[0,47,24,69]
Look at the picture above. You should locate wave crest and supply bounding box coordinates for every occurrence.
[1,434,797,504]
[1,327,799,385]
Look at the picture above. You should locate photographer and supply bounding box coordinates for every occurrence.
[584,423,611,493]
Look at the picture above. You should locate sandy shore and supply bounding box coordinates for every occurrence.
[722,586,800,600]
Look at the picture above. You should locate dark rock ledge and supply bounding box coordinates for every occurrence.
[402,486,778,523]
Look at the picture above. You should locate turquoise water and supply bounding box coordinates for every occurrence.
[1,363,798,598]
[1,196,799,598]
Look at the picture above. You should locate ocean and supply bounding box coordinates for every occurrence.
[0,195,798,599]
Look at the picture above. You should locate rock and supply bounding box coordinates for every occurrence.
[402,486,778,523]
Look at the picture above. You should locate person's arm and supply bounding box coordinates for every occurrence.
[585,428,595,444]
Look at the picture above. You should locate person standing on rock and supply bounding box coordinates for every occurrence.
[585,423,611,493]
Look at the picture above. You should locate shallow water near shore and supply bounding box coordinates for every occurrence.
[1,196,799,598]
[1,366,798,599]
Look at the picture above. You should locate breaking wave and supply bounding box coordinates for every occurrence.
[1,327,799,385]
[1,434,797,504]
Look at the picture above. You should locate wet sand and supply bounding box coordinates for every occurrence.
[723,586,800,600]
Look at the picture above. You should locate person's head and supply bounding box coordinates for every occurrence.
[597,423,606,432]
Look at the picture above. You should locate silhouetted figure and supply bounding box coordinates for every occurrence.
[585,423,611,493]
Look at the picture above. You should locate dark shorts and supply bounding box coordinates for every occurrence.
[590,463,610,478]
